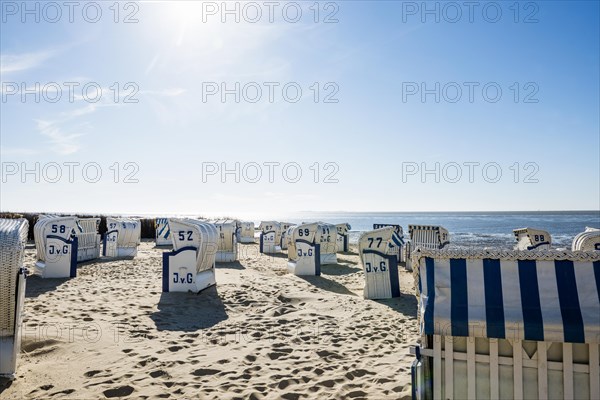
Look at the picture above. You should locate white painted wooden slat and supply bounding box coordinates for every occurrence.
[445,336,454,400]
[467,338,476,399]
[590,344,599,400]
[563,343,574,400]
[434,335,442,400]
[513,340,523,400]
[538,342,548,399]
[490,340,499,400]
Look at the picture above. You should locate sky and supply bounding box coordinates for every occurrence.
[1,1,599,217]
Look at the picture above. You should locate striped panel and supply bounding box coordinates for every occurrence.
[421,257,600,343]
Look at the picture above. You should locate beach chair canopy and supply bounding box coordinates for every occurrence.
[373,223,402,236]
[168,218,218,273]
[413,248,600,344]
[288,222,337,261]
[359,227,404,257]
[155,218,171,245]
[513,227,552,250]
[34,215,77,262]
[408,224,449,250]
[106,217,141,247]
[238,221,255,236]
[211,219,238,252]
[572,227,600,251]
[336,223,352,236]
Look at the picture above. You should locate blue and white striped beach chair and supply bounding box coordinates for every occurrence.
[155,218,171,246]
[411,248,600,400]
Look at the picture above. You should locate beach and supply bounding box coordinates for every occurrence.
[1,240,417,399]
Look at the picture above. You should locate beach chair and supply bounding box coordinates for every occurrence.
[572,227,600,251]
[359,227,403,299]
[211,219,238,262]
[373,223,405,261]
[162,218,218,292]
[103,217,141,258]
[74,218,101,262]
[287,222,338,275]
[33,215,79,278]
[336,223,352,252]
[280,223,296,251]
[236,221,256,244]
[513,227,552,251]
[0,218,28,379]
[406,225,449,271]
[155,218,171,246]
[410,248,600,400]
[259,221,282,254]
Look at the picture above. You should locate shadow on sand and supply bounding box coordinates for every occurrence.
[320,263,361,276]
[215,261,245,270]
[25,275,69,298]
[299,275,357,297]
[0,378,13,396]
[150,286,228,332]
[374,295,418,318]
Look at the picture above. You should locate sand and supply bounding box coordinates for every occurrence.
[1,241,418,399]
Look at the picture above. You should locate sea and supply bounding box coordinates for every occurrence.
[261,211,600,249]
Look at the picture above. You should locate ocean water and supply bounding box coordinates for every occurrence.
[269,211,600,249]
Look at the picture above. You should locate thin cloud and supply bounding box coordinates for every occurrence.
[0,50,56,74]
[35,119,86,155]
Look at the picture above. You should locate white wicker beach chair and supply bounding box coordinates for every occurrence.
[74,218,101,262]
[258,221,282,254]
[513,227,552,251]
[408,225,449,250]
[411,248,600,400]
[103,217,141,258]
[155,218,171,246]
[0,218,28,378]
[335,223,352,253]
[280,223,296,251]
[162,218,219,292]
[236,221,256,244]
[210,219,238,262]
[373,223,405,262]
[359,227,403,299]
[287,222,337,275]
[33,215,78,278]
[572,227,600,252]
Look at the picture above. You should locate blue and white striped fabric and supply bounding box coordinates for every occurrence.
[416,250,600,344]
[156,218,171,245]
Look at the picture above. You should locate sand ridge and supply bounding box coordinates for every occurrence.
[1,241,418,399]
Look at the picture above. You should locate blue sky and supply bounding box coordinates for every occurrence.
[1,1,598,217]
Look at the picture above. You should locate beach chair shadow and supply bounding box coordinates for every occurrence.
[215,260,245,270]
[25,275,69,298]
[373,295,418,318]
[0,379,13,395]
[151,286,228,332]
[320,263,362,276]
[298,276,357,297]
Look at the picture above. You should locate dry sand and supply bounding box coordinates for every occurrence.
[1,241,418,399]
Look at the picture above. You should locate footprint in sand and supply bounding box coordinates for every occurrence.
[103,385,135,398]
[191,368,220,377]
